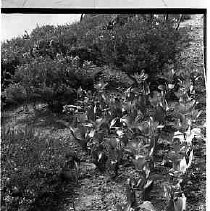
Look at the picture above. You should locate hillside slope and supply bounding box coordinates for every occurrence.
[1,14,206,211]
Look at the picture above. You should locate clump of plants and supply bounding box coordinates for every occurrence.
[63,65,203,210]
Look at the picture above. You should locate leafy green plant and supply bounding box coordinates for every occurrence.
[62,58,204,210]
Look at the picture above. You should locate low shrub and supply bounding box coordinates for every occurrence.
[7,56,104,112]
[2,83,27,109]
[1,125,71,210]
[97,66,134,89]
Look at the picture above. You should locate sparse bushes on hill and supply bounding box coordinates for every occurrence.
[1,13,190,111]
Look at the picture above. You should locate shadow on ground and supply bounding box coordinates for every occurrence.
[7,104,73,131]
[28,177,79,211]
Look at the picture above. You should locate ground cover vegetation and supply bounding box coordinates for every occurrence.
[1,14,206,211]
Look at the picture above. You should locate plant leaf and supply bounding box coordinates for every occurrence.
[174,193,187,211]
[132,155,146,171]
[179,156,188,173]
[138,201,156,211]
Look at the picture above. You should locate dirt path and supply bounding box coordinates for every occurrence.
[179,14,206,211]
[179,14,205,80]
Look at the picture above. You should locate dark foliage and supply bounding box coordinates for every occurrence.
[1,13,189,113]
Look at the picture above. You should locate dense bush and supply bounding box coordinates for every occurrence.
[2,55,104,112]
[97,66,134,89]
[1,83,27,109]
[80,14,188,79]
[1,36,34,88]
